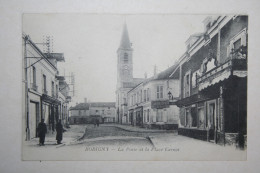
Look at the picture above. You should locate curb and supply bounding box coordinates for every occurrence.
[146,136,155,147]
[109,125,176,133]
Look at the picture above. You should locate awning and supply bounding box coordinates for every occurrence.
[41,94,61,105]
[135,106,143,112]
[175,94,209,107]
[151,100,169,109]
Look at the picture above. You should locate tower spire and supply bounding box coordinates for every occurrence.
[119,23,132,49]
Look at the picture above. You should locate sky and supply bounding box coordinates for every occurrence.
[23,14,207,105]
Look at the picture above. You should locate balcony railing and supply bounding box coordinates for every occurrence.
[197,46,247,91]
[30,83,38,91]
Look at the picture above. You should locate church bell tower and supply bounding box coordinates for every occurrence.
[117,23,133,89]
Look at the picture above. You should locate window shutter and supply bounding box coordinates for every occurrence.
[241,30,247,46]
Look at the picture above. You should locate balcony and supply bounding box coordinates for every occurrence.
[197,46,247,91]
[30,83,38,92]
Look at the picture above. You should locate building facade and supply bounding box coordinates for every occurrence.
[23,34,71,140]
[127,65,180,129]
[69,101,116,124]
[174,15,247,146]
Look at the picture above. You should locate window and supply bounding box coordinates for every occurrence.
[157,86,163,99]
[147,88,150,101]
[124,69,129,76]
[228,28,247,57]
[32,66,36,85]
[43,74,46,93]
[147,109,150,122]
[56,84,58,98]
[124,53,128,63]
[198,107,205,129]
[184,72,191,98]
[192,70,201,88]
[140,90,142,102]
[51,81,55,97]
[79,110,81,116]
[144,90,147,102]
[102,110,105,114]
[233,38,241,51]
[185,108,191,127]
[143,110,146,123]
[156,110,163,122]
[191,107,197,127]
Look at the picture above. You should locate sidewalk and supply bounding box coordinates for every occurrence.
[103,123,177,133]
[24,125,87,148]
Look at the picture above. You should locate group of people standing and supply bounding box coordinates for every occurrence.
[37,119,64,146]
[93,118,100,127]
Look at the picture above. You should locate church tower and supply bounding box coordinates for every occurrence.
[117,23,133,89]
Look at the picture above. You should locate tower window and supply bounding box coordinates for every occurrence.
[124,53,128,63]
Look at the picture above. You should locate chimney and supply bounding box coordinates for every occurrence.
[84,98,87,103]
[144,72,147,79]
[154,65,157,76]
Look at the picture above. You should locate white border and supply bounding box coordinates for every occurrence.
[1,0,260,172]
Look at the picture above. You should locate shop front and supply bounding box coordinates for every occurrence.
[128,109,134,126]
[177,58,247,146]
[41,94,61,133]
[135,106,143,127]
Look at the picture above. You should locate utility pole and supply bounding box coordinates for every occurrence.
[24,35,30,141]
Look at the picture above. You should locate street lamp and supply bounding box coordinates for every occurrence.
[168,91,173,101]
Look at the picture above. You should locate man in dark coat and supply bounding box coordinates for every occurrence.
[38,119,47,146]
[96,119,100,127]
[56,119,63,144]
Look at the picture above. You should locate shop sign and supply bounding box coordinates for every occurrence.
[151,100,169,109]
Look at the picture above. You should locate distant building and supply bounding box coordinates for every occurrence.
[69,101,116,124]
[127,64,180,129]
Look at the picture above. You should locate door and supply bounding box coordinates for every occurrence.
[207,101,216,141]
[29,102,39,138]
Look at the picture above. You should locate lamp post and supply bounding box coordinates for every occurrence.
[168,91,173,101]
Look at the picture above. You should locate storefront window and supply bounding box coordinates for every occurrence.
[185,108,191,127]
[156,110,163,122]
[198,107,205,129]
[143,110,146,123]
[191,107,197,127]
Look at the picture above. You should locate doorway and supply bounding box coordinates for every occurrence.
[29,101,39,138]
[207,100,216,142]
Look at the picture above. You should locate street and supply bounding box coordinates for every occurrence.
[23,124,246,161]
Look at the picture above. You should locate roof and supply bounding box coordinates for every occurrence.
[70,102,115,110]
[154,64,179,80]
[133,78,145,85]
[89,102,116,107]
[185,33,204,45]
[119,23,132,49]
[128,64,179,93]
[70,103,90,110]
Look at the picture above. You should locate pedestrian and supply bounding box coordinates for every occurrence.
[56,119,63,144]
[96,119,100,127]
[37,119,47,146]
[93,119,96,128]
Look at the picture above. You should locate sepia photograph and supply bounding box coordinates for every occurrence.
[21,14,248,161]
